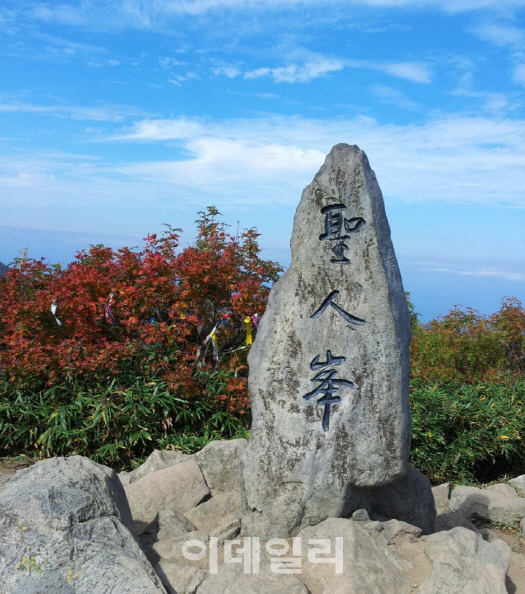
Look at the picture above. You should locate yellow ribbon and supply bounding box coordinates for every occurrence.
[244,316,253,345]
[206,325,219,360]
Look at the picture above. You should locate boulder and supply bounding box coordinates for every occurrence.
[185,491,242,534]
[0,472,10,495]
[450,484,525,524]
[435,510,479,533]
[432,482,451,515]
[139,509,198,553]
[120,450,189,486]
[419,527,509,594]
[153,531,210,563]
[297,518,413,594]
[380,519,421,544]
[194,439,247,496]
[195,555,309,594]
[366,465,436,534]
[125,459,210,524]
[154,559,208,594]
[0,456,166,593]
[242,144,414,538]
[509,474,525,496]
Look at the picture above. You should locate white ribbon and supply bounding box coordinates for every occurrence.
[51,300,62,326]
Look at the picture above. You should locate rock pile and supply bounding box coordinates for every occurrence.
[1,446,525,593]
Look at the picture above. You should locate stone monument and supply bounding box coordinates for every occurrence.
[241,144,433,539]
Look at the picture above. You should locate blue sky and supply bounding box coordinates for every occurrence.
[1,0,524,320]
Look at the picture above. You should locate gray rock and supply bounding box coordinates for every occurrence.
[0,261,7,279]
[0,472,10,495]
[209,517,241,543]
[419,527,509,594]
[509,474,525,496]
[366,465,436,534]
[185,491,242,534]
[484,482,519,497]
[194,439,247,496]
[120,450,189,486]
[521,517,525,533]
[140,509,197,552]
[0,456,166,593]
[154,559,208,594]
[381,519,421,545]
[153,530,210,563]
[450,484,525,524]
[241,144,412,538]
[435,510,479,533]
[298,517,412,594]
[125,459,210,524]
[352,508,370,521]
[195,555,309,594]
[432,482,450,515]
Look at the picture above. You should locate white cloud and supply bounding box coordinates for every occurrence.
[371,85,419,109]
[472,23,525,48]
[213,65,242,78]
[450,85,514,115]
[107,113,525,208]
[245,58,345,83]
[3,111,525,212]
[0,101,152,122]
[159,57,185,68]
[514,63,525,85]
[376,62,431,84]
[427,267,525,282]
[219,56,432,84]
[21,1,525,29]
[29,3,88,25]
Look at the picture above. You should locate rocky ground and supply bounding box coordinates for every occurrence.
[1,440,525,593]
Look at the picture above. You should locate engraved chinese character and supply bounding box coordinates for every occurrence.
[303,350,355,432]
[311,290,366,326]
[319,204,365,264]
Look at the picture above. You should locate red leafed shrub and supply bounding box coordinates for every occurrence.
[0,207,282,412]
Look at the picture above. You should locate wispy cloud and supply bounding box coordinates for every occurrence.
[427,267,525,282]
[20,1,525,30]
[0,101,152,122]
[218,56,432,84]
[371,85,419,109]
[244,58,345,83]
[101,112,525,208]
[349,59,432,84]
[472,22,525,49]
[514,63,525,85]
[449,72,518,114]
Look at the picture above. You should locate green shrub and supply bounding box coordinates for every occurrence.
[410,298,525,385]
[410,380,525,484]
[0,370,250,469]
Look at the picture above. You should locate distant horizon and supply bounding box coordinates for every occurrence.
[1,219,522,323]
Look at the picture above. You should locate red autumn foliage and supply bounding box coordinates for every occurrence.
[0,208,282,411]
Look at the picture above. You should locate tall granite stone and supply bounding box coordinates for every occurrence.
[241,144,413,538]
